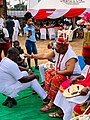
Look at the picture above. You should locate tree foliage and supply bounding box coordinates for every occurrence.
[14,2,27,10]
[6,0,27,10]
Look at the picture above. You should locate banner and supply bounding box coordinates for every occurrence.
[60,0,85,5]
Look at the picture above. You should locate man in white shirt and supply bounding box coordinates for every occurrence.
[0,47,48,108]
[13,16,21,41]
[0,14,4,27]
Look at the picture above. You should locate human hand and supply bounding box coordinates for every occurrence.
[24,53,34,58]
[81,100,90,108]
[70,77,78,85]
[26,32,30,37]
[51,71,56,76]
[47,42,53,49]
[26,31,32,37]
[80,87,89,96]
[28,69,34,75]
[29,21,34,25]
[24,53,30,58]
[20,54,25,60]
[34,74,39,81]
[19,27,21,30]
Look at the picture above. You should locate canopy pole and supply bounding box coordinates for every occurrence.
[72,17,76,38]
[72,17,76,29]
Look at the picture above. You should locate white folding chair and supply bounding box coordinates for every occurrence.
[48,27,56,40]
[40,27,46,40]
[66,30,73,42]
[54,27,58,37]
[66,26,80,42]
[58,30,63,38]
[65,25,72,41]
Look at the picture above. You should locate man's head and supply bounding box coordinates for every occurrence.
[24,12,33,23]
[13,41,20,48]
[7,47,19,63]
[82,45,90,65]
[13,16,17,20]
[27,18,33,26]
[86,23,90,30]
[55,37,69,54]
[7,16,12,19]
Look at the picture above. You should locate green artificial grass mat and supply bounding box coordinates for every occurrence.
[0,67,63,120]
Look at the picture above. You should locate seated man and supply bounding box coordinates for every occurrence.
[39,41,56,86]
[0,47,48,108]
[49,45,90,120]
[52,86,90,120]
[60,45,90,92]
[25,37,81,112]
[13,40,27,68]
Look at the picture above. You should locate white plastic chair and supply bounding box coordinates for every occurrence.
[57,25,73,41]
[65,25,73,41]
[67,26,80,42]
[66,30,73,42]
[48,27,56,40]
[40,27,46,40]
[54,27,58,37]
[58,30,64,38]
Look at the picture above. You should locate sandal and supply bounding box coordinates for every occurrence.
[42,99,50,105]
[40,104,55,112]
[32,90,37,95]
[40,82,45,87]
[48,112,63,118]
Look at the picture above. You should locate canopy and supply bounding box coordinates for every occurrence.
[27,0,90,19]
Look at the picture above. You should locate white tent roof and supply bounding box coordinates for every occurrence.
[30,0,68,9]
[27,0,90,19]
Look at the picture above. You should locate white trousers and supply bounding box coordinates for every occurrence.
[54,90,90,120]
[19,79,47,99]
[39,64,46,82]
[54,91,76,120]
[13,30,19,41]
[4,71,47,100]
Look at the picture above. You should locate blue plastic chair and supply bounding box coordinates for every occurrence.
[78,56,86,70]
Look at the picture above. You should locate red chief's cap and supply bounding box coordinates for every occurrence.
[56,37,69,47]
[82,45,90,57]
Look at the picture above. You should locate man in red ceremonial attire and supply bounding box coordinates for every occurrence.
[25,37,81,112]
[49,45,90,120]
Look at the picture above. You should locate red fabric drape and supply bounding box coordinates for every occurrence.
[34,9,55,19]
[64,8,86,18]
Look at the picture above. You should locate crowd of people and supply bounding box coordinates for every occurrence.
[0,14,21,62]
[0,12,90,120]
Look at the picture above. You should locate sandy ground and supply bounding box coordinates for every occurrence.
[18,36,84,66]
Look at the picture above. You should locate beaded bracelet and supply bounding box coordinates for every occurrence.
[30,54,34,58]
